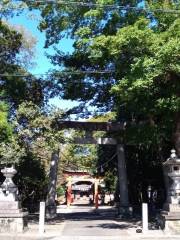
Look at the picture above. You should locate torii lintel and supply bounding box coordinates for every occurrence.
[54,120,125,132]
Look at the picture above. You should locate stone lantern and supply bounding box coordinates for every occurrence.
[159,149,180,233]
[164,149,180,206]
[0,166,28,233]
[0,167,18,201]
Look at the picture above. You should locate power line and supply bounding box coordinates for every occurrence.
[25,1,180,14]
[98,152,117,169]
[0,70,115,77]
[60,147,117,173]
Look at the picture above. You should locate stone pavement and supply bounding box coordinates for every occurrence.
[0,203,180,240]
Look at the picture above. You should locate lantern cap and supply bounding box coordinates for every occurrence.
[163,149,180,166]
[170,149,177,159]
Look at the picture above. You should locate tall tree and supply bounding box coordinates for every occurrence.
[26,0,180,154]
[13,102,65,216]
[0,19,44,107]
[23,0,145,113]
[0,0,46,107]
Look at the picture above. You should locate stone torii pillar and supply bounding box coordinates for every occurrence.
[46,150,59,219]
[117,144,130,216]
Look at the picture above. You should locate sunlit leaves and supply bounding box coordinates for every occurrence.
[0,137,25,165]
[15,101,65,151]
[0,102,12,142]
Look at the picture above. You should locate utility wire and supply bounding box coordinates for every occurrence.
[0,70,115,77]
[60,144,117,172]
[98,152,117,170]
[25,0,180,14]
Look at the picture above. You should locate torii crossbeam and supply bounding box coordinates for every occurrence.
[54,120,126,132]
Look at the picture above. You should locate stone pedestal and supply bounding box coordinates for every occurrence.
[159,204,180,234]
[159,150,180,234]
[0,207,28,233]
[0,167,28,233]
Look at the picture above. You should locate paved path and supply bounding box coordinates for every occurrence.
[59,207,131,237]
[0,202,180,239]
[53,204,180,240]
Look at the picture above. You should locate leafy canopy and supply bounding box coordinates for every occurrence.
[0,5,45,107]
[27,0,180,148]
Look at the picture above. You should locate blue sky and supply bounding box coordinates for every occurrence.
[9,10,79,110]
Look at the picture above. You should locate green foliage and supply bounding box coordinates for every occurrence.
[23,0,146,115]
[0,2,50,209]
[0,19,44,107]
[146,0,180,32]
[56,185,65,197]
[0,102,12,142]
[61,142,98,172]
[14,101,65,152]
[126,145,166,206]
[0,100,66,201]
[27,1,179,131]
[14,152,48,210]
[0,102,66,209]
[0,137,25,165]
[4,1,179,204]
[109,17,180,145]
[104,171,117,193]
[90,112,116,122]
[0,20,22,71]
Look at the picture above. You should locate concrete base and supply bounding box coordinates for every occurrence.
[0,212,28,233]
[46,204,57,219]
[158,204,180,234]
[117,206,133,218]
[158,214,180,234]
[0,201,28,233]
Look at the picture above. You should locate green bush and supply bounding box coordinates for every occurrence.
[56,186,65,197]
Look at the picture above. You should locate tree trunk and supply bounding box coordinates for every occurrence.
[46,150,59,219]
[174,112,180,157]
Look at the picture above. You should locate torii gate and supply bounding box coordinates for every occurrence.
[46,121,129,218]
[66,175,100,209]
